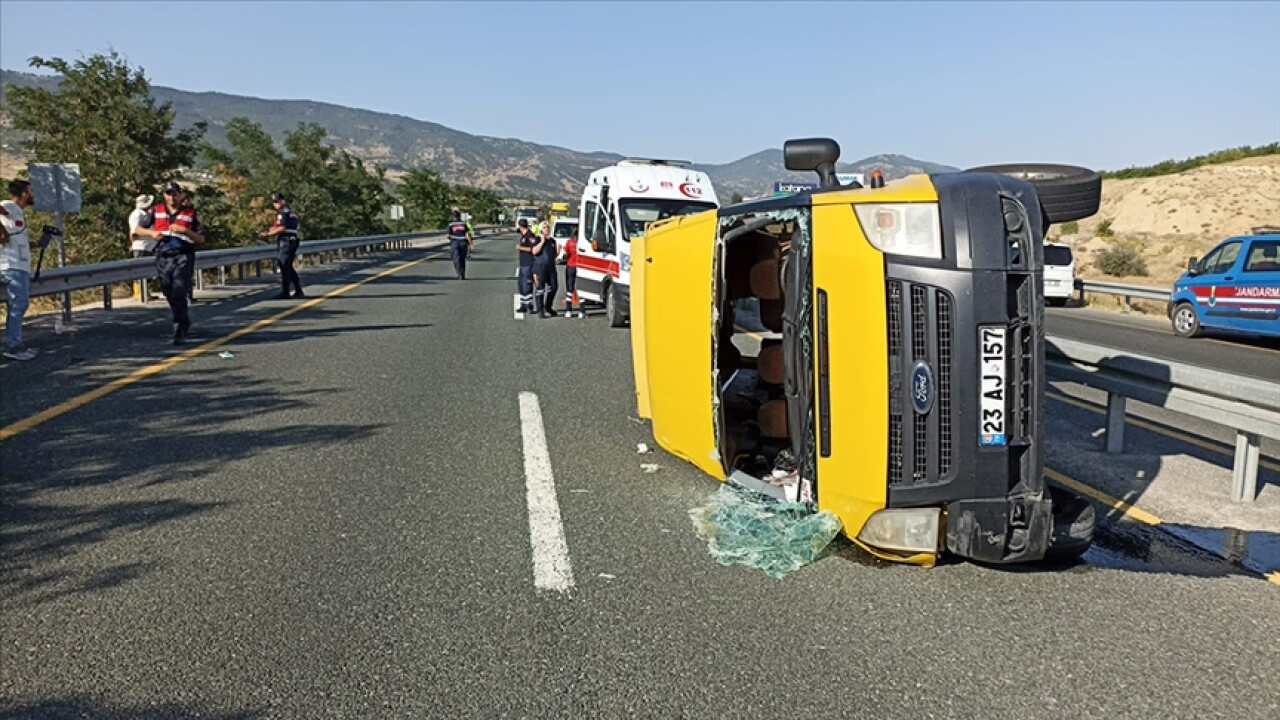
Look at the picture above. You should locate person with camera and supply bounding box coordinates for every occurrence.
[260,191,303,299]
[137,182,204,345]
[0,180,38,360]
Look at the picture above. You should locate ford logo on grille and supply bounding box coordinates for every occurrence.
[911,361,934,415]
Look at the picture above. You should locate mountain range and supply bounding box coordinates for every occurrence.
[1,69,958,200]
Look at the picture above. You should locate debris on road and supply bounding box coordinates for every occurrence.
[637,443,652,454]
[688,483,842,579]
[218,351,236,359]
[598,573,617,580]
[641,463,661,474]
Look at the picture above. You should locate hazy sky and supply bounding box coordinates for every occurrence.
[2,1,1277,170]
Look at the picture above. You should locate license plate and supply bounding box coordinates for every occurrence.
[978,326,1007,446]
[1045,279,1060,286]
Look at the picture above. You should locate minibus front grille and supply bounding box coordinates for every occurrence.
[887,281,954,487]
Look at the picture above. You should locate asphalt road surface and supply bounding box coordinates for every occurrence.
[3,236,1278,719]
[1046,306,1280,381]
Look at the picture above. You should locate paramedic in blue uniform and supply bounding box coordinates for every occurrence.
[446,211,474,279]
[261,191,303,299]
[533,220,558,317]
[516,218,539,314]
[138,183,204,344]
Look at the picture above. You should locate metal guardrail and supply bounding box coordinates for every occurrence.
[1074,279,1172,311]
[11,226,500,318]
[1046,335,1279,502]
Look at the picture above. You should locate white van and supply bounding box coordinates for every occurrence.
[575,159,719,326]
[1044,242,1075,306]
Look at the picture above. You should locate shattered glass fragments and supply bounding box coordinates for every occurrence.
[688,483,842,579]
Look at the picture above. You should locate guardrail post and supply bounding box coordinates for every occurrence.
[1105,392,1126,453]
[141,278,149,303]
[1231,431,1261,502]
[219,266,226,286]
[1122,295,1132,314]
[103,285,112,310]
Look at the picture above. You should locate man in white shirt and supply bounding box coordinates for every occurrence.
[0,179,38,360]
[129,193,155,256]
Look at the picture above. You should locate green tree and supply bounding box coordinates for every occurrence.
[398,168,452,230]
[201,119,388,244]
[4,52,204,264]
[731,191,744,204]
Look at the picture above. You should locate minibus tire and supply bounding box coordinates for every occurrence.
[966,163,1102,225]
[1046,485,1094,560]
[606,283,627,328]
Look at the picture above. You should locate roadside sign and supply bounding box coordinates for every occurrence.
[390,204,405,220]
[28,163,82,213]
[836,172,866,187]
[773,181,818,196]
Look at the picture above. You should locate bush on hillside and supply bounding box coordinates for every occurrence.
[1102,143,1280,179]
[1094,245,1148,277]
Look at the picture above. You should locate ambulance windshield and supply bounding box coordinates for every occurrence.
[619,199,717,238]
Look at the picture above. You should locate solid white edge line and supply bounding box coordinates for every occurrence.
[519,392,574,592]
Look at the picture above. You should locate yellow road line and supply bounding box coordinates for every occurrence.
[1047,390,1280,473]
[1045,467,1164,526]
[1,251,444,442]
[1047,467,1279,586]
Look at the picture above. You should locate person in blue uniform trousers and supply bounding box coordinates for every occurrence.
[446,211,474,279]
[533,220,559,317]
[261,191,303,299]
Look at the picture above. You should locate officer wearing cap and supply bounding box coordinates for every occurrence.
[261,191,303,299]
[516,218,539,314]
[446,210,474,280]
[137,182,204,344]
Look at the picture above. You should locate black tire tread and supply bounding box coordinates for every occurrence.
[966,163,1102,225]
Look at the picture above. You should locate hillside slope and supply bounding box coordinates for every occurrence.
[1058,155,1280,286]
[1,69,951,199]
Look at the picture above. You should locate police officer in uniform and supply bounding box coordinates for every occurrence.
[446,211,474,279]
[261,191,303,299]
[138,182,203,344]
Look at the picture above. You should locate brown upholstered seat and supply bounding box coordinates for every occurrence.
[758,341,784,385]
[749,259,782,300]
[757,399,789,439]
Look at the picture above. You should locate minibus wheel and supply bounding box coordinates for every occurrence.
[1046,485,1094,560]
[966,163,1102,226]
[606,283,627,328]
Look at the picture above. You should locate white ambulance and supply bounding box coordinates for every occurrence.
[575,159,719,326]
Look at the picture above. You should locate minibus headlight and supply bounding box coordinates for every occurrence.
[854,203,943,259]
[857,508,942,554]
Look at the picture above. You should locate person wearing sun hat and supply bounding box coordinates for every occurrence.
[129,192,156,256]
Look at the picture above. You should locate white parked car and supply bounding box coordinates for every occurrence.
[1044,242,1075,306]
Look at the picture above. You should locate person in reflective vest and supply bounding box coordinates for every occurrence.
[261,191,303,299]
[562,229,584,318]
[137,182,204,345]
[446,211,474,279]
